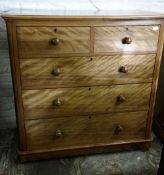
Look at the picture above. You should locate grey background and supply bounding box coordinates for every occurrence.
[0,17,16,129]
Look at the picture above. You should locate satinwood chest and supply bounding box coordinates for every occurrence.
[2,11,164,161]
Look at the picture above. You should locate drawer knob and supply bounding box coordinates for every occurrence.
[52,67,61,76]
[122,37,132,44]
[53,98,61,106]
[115,125,124,134]
[55,130,62,137]
[50,38,60,45]
[117,95,126,103]
[118,66,128,73]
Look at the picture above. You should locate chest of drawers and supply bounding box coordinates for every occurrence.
[2,12,164,161]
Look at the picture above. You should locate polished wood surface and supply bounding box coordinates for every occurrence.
[6,22,27,150]
[150,23,164,140]
[3,14,164,161]
[146,22,164,139]
[17,27,90,57]
[20,54,155,89]
[22,84,151,119]
[94,26,159,53]
[19,140,152,161]
[25,111,147,150]
[2,10,164,21]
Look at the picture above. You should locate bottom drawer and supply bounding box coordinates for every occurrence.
[26,111,148,151]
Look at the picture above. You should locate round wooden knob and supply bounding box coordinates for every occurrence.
[55,130,62,137]
[53,98,61,106]
[122,37,132,44]
[50,38,60,45]
[117,95,126,103]
[52,67,61,76]
[115,125,124,133]
[118,66,128,73]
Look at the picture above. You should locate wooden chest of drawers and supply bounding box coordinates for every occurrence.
[2,13,164,161]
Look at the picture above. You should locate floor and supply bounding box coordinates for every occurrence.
[0,129,162,175]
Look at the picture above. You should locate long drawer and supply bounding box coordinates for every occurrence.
[20,54,156,89]
[17,27,90,58]
[22,84,151,119]
[26,111,148,151]
[94,26,159,53]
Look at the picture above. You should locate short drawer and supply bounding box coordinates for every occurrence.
[26,111,147,151]
[17,27,90,58]
[94,26,159,53]
[20,54,156,89]
[22,84,151,119]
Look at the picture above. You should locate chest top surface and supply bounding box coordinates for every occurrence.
[2,9,164,20]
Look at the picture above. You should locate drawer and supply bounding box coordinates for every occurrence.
[20,54,156,89]
[17,27,90,58]
[22,84,151,119]
[94,26,159,53]
[26,111,147,151]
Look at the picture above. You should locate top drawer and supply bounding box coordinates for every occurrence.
[94,26,159,53]
[17,27,90,58]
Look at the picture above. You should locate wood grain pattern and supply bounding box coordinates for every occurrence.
[2,15,164,161]
[20,54,156,89]
[22,84,151,119]
[94,26,159,53]
[2,12,164,21]
[146,21,164,139]
[17,27,90,58]
[25,111,147,151]
[6,22,27,150]
[19,139,152,161]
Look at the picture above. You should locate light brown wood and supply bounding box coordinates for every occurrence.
[94,26,159,53]
[22,84,151,119]
[153,49,164,143]
[2,14,164,161]
[17,27,90,58]
[20,54,156,89]
[19,139,152,161]
[2,10,164,21]
[146,21,164,138]
[25,111,148,151]
[13,20,162,29]
[6,22,27,150]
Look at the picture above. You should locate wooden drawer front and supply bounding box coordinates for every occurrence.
[23,84,151,119]
[94,26,159,53]
[20,54,155,89]
[26,111,147,150]
[17,27,90,57]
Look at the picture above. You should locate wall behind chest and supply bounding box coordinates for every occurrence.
[0,15,15,129]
